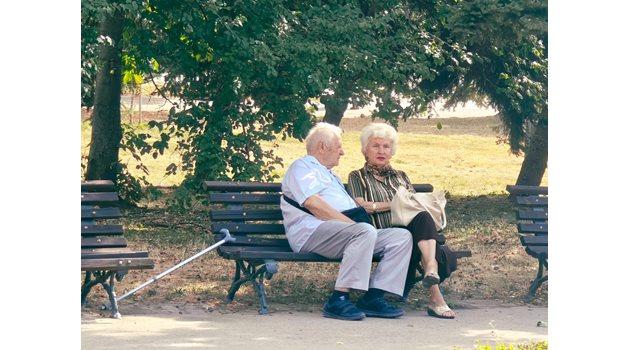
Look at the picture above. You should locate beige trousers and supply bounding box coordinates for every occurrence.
[301,221,412,296]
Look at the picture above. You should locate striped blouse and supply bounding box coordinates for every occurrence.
[347,164,415,229]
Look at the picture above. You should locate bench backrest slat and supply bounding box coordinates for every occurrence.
[517,223,548,235]
[517,209,548,221]
[210,209,283,221]
[208,193,281,204]
[81,224,124,236]
[211,223,285,235]
[81,180,115,192]
[81,192,119,206]
[506,185,548,196]
[520,235,548,246]
[81,207,122,220]
[82,237,128,249]
[205,181,434,193]
[515,196,548,206]
[204,181,282,192]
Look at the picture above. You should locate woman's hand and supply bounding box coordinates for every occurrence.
[354,197,390,214]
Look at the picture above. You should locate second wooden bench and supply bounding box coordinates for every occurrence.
[81,180,155,318]
[506,184,548,301]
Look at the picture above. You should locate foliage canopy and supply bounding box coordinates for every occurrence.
[81,0,548,200]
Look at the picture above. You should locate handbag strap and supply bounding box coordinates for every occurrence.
[282,195,313,215]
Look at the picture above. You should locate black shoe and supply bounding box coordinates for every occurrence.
[322,296,366,321]
[357,297,405,318]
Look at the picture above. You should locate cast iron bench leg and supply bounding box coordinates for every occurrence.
[226,261,248,303]
[102,273,122,319]
[524,254,548,302]
[81,272,98,307]
[252,260,278,315]
[225,260,279,315]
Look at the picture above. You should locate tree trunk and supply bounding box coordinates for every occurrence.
[85,8,124,182]
[515,121,548,186]
[321,95,348,126]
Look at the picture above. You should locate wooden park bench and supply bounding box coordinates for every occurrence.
[506,184,548,301]
[204,181,472,314]
[81,180,154,318]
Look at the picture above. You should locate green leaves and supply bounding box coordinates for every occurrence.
[82,0,548,204]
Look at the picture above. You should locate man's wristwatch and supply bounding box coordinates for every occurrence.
[372,202,377,213]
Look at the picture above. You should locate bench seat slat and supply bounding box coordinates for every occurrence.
[81,258,154,271]
[454,250,472,258]
[82,249,149,259]
[81,247,138,254]
[524,245,548,259]
[218,245,369,262]
[82,237,128,249]
[81,207,122,220]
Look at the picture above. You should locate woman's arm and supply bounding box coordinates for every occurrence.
[353,196,391,214]
[348,170,392,214]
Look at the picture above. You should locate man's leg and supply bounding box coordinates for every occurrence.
[369,227,413,296]
[301,221,377,291]
[301,221,377,320]
[355,227,412,318]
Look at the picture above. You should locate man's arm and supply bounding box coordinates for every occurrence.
[303,194,355,223]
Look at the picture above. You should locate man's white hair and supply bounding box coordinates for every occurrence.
[360,123,398,155]
[305,122,343,154]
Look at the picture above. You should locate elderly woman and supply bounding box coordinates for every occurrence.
[347,122,455,319]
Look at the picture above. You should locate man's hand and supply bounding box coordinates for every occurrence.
[303,194,355,223]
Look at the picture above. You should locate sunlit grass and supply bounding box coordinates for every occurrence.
[81,117,547,195]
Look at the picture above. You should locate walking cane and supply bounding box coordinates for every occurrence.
[115,229,236,303]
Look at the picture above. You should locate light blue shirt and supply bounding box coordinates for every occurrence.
[281,155,358,252]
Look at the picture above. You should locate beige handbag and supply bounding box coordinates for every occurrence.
[390,185,447,230]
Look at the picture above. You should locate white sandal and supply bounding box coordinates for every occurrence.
[427,304,455,319]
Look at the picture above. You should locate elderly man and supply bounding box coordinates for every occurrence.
[281,122,412,321]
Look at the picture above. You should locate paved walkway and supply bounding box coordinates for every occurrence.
[82,300,547,349]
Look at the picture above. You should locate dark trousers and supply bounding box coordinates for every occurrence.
[404,211,439,293]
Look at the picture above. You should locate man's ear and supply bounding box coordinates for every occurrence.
[317,141,326,153]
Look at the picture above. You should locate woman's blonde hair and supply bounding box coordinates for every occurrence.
[305,122,343,154]
[360,123,398,155]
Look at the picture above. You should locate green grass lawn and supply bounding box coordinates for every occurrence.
[81,116,547,194]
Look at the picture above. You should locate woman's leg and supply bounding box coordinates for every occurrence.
[407,212,440,277]
[403,212,440,295]
[428,285,455,317]
[418,239,438,275]
[405,213,455,318]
